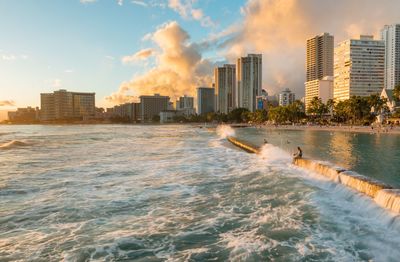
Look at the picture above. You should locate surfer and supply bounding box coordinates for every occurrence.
[293,146,302,159]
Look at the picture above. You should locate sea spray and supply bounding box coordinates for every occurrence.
[259,144,292,164]
[216,125,235,139]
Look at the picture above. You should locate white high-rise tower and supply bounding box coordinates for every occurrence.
[381,24,400,90]
[334,35,385,101]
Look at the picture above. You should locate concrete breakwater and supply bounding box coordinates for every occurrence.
[227,136,400,215]
[227,136,260,154]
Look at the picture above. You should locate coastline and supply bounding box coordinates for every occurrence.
[259,124,400,135]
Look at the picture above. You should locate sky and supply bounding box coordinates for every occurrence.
[1,0,400,111]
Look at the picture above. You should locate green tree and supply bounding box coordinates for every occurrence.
[228,108,249,123]
[307,97,328,120]
[393,84,400,102]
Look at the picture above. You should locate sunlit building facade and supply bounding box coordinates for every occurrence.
[306,33,334,82]
[40,89,95,120]
[305,33,334,112]
[305,76,333,111]
[381,24,400,90]
[334,35,385,101]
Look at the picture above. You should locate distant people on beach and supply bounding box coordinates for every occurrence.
[264,139,268,144]
[293,146,302,159]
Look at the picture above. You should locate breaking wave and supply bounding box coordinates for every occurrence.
[0,140,30,150]
[216,125,235,139]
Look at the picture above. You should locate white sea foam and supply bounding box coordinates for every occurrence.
[258,143,292,165]
[216,125,235,139]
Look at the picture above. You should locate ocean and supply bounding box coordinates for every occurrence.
[1,125,400,261]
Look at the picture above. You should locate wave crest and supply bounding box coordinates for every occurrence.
[0,140,29,150]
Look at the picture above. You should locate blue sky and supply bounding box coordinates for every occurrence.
[0,0,245,108]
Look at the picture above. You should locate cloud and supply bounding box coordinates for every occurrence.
[106,21,213,104]
[0,100,15,107]
[131,0,147,7]
[0,53,28,61]
[122,48,154,64]
[219,0,400,97]
[168,0,214,27]
[117,0,123,6]
[80,0,97,3]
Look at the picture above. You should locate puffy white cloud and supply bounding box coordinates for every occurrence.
[220,0,400,96]
[131,0,147,7]
[168,0,214,27]
[121,48,154,64]
[80,0,97,4]
[106,21,213,104]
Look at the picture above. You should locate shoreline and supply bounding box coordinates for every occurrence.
[259,124,400,135]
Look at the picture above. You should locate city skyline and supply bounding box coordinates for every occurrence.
[1,0,400,110]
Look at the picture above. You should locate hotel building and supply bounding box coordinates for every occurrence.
[381,24,400,90]
[237,54,262,112]
[40,89,95,120]
[214,64,236,114]
[305,33,334,111]
[197,87,215,115]
[139,94,170,122]
[334,35,385,101]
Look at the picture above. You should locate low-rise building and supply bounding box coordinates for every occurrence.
[140,94,170,122]
[381,88,400,112]
[305,76,333,112]
[8,107,40,122]
[40,89,95,121]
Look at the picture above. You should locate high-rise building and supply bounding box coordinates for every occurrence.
[214,64,236,114]
[305,33,334,112]
[237,54,262,112]
[40,89,95,121]
[139,94,170,122]
[197,87,215,115]
[381,24,400,90]
[279,88,295,106]
[306,33,334,82]
[176,95,195,116]
[334,35,385,101]
[305,76,333,111]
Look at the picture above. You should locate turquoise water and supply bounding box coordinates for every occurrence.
[1,125,400,261]
[234,127,400,187]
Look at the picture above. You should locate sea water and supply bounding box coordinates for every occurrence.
[1,125,400,261]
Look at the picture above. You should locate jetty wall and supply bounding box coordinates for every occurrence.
[227,136,400,214]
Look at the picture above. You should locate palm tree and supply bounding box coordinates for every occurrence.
[327,99,335,116]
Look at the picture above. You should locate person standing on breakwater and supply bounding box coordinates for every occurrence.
[293,146,302,159]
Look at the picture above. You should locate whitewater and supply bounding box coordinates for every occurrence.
[0,124,400,261]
